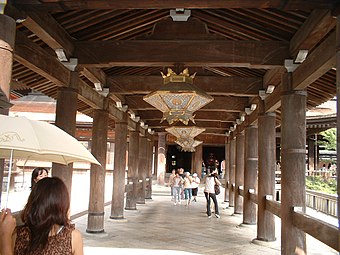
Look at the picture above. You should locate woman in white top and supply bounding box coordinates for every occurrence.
[204,170,221,218]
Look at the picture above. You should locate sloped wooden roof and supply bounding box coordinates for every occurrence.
[5,0,339,143]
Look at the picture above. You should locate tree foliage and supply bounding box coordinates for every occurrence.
[319,128,336,150]
[306,176,337,194]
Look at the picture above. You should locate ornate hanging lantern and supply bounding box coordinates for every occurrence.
[143,68,213,125]
[175,137,203,152]
[165,126,205,139]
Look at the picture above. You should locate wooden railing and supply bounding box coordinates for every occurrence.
[306,189,337,217]
[292,209,338,251]
[274,189,337,217]
[236,186,339,251]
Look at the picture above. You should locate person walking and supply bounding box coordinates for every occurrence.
[191,173,200,202]
[172,172,183,205]
[204,170,221,218]
[168,169,176,200]
[183,172,193,206]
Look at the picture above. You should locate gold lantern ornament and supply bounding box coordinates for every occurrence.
[175,137,203,152]
[143,68,213,125]
[165,126,205,139]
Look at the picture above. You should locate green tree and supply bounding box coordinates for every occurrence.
[319,128,336,150]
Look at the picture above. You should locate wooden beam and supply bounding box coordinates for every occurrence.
[290,10,336,57]
[77,79,103,109]
[138,126,147,136]
[231,97,261,135]
[125,95,248,112]
[264,31,336,112]
[249,192,258,204]
[203,96,249,112]
[7,6,128,104]
[80,67,107,87]
[292,210,339,251]
[14,31,126,122]
[14,31,70,86]
[12,0,336,11]
[293,31,336,90]
[127,118,137,131]
[265,199,281,217]
[264,84,282,112]
[110,76,262,96]
[77,79,125,121]
[107,100,124,121]
[74,40,289,68]
[21,10,74,57]
[263,67,285,87]
[263,10,336,112]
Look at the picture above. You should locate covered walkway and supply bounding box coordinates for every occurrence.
[73,184,336,255]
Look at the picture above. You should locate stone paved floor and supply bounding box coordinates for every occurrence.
[72,184,337,255]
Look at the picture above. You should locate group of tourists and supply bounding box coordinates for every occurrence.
[168,168,201,206]
[168,168,222,218]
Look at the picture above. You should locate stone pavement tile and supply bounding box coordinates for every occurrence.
[76,189,281,255]
[74,185,337,255]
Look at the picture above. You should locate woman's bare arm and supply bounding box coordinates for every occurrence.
[0,209,16,255]
[72,229,84,255]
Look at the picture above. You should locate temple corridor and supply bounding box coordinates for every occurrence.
[72,184,336,255]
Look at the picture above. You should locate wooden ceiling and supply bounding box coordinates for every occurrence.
[5,0,339,143]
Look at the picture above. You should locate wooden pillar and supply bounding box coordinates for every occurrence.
[108,142,114,165]
[86,110,108,233]
[125,129,139,210]
[0,14,15,202]
[52,79,78,195]
[157,133,166,185]
[257,112,276,241]
[307,136,316,173]
[229,137,236,207]
[224,136,230,204]
[194,144,203,177]
[110,117,128,219]
[153,139,158,178]
[234,132,245,214]
[281,72,306,254]
[145,136,154,199]
[336,15,340,246]
[316,137,320,170]
[137,135,147,204]
[243,125,258,224]
[0,14,15,101]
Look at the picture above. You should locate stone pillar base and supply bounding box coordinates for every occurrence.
[252,238,278,248]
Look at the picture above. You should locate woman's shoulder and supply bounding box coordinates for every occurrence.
[71,227,84,255]
[71,227,82,240]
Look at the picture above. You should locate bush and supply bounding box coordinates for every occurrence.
[306,176,337,194]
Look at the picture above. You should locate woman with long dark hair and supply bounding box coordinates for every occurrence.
[13,177,83,255]
[30,167,48,190]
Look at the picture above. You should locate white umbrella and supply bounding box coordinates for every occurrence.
[0,115,100,165]
[0,115,101,207]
